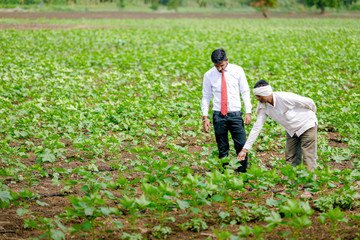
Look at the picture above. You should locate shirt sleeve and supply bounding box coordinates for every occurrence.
[238,67,252,114]
[201,73,212,116]
[243,111,267,150]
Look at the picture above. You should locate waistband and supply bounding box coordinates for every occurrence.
[213,111,243,117]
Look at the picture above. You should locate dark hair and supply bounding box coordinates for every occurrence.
[211,49,227,64]
[254,80,269,89]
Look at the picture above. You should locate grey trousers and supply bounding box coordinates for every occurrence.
[285,125,317,172]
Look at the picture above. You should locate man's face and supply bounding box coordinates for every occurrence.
[256,95,267,103]
[214,59,228,73]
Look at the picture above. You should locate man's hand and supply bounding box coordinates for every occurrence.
[237,149,247,161]
[203,118,210,133]
[244,113,251,125]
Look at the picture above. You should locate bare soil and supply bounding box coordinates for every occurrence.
[0,129,359,240]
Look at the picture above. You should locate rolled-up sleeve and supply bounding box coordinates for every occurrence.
[244,111,267,150]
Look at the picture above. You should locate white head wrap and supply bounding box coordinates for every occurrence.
[253,85,273,114]
[253,85,273,96]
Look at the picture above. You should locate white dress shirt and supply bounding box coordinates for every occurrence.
[201,63,252,116]
[244,92,318,150]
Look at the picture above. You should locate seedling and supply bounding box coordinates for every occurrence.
[118,194,150,230]
[61,193,119,240]
[24,216,66,240]
[265,199,314,240]
[318,207,348,239]
[238,224,265,240]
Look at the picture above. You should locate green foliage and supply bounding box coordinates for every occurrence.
[152,225,172,239]
[0,185,18,208]
[166,0,180,10]
[61,193,119,239]
[314,186,360,212]
[121,232,143,240]
[304,0,358,13]
[249,0,279,18]
[318,207,348,238]
[1,0,40,5]
[266,200,314,239]
[304,0,336,12]
[0,18,359,239]
[179,217,208,232]
[24,216,66,240]
[118,194,150,229]
[213,229,233,240]
[238,224,265,239]
[116,0,125,8]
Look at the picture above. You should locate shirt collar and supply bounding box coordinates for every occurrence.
[272,92,277,108]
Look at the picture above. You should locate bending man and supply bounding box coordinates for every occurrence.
[238,79,318,174]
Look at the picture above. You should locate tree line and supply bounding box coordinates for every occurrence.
[0,0,358,15]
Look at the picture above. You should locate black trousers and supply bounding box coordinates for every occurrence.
[213,111,248,173]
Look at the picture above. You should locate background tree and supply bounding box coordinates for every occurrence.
[116,0,125,8]
[196,0,208,7]
[166,0,180,10]
[150,0,159,9]
[341,0,357,8]
[304,0,338,13]
[305,0,359,13]
[249,0,278,18]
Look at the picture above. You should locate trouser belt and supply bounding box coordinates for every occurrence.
[213,111,243,117]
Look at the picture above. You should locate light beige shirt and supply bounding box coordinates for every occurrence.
[201,63,252,116]
[244,92,318,150]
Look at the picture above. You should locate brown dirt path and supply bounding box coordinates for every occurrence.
[1,11,360,20]
[1,10,359,30]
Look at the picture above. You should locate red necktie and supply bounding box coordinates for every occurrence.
[221,71,228,115]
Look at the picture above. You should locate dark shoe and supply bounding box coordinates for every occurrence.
[222,162,229,168]
[236,166,247,173]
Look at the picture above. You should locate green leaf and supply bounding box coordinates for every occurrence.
[293,215,312,227]
[82,221,92,230]
[322,207,348,223]
[39,149,56,163]
[219,211,230,220]
[135,194,151,208]
[36,200,49,207]
[211,194,224,202]
[80,184,90,192]
[16,208,29,217]
[50,229,65,240]
[84,207,95,216]
[100,207,111,215]
[24,219,38,228]
[265,211,282,229]
[113,220,123,229]
[176,199,190,210]
[238,225,251,237]
[0,190,12,203]
[266,198,279,207]
[318,215,327,224]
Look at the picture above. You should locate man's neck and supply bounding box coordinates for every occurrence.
[268,94,274,106]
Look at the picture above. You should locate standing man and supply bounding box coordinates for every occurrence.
[237,80,318,197]
[201,49,252,173]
